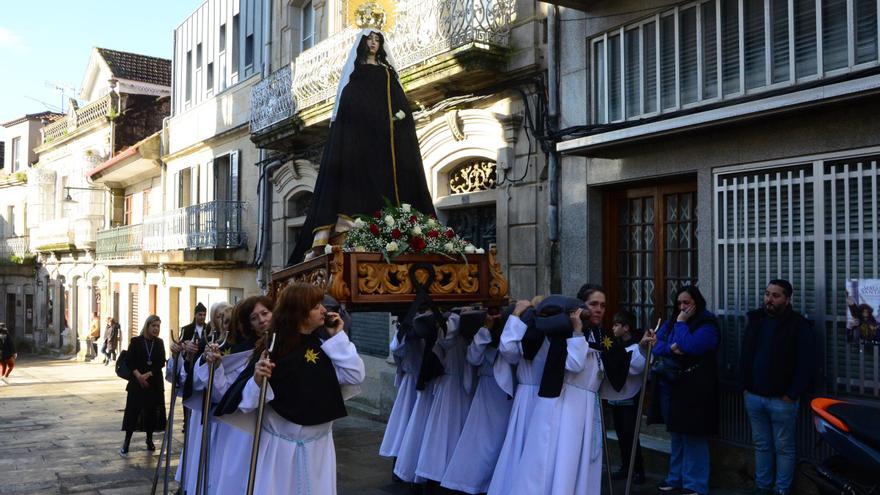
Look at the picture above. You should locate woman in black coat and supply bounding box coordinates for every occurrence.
[120,314,167,455]
[641,285,719,495]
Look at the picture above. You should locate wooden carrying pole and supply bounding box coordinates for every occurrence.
[246,333,276,495]
[624,319,661,495]
[195,331,227,495]
[150,329,181,495]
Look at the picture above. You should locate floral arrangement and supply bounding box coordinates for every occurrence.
[339,202,484,261]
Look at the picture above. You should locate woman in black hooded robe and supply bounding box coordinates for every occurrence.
[289,30,435,264]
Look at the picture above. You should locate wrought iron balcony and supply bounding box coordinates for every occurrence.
[96,224,144,262]
[143,200,247,252]
[0,236,31,260]
[250,0,515,133]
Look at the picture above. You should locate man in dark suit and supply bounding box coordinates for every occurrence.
[180,302,209,342]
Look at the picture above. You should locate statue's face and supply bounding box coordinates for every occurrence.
[366,32,381,55]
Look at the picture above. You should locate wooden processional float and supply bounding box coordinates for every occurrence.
[269,245,510,313]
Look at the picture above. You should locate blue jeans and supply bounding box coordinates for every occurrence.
[744,392,799,493]
[658,382,711,494]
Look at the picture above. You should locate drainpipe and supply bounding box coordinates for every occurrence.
[255,0,274,292]
[547,5,561,293]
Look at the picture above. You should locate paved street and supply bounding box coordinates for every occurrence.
[0,357,755,495]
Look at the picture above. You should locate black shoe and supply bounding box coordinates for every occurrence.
[657,484,679,493]
[145,439,156,451]
[119,443,129,455]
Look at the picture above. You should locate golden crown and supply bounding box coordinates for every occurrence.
[354,2,387,30]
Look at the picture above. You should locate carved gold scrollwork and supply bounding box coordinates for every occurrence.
[488,246,508,299]
[293,268,329,288]
[448,160,497,194]
[357,262,480,295]
[329,246,351,301]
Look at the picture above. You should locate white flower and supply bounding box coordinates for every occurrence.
[427,218,437,227]
[412,225,422,235]
[401,203,411,213]
[464,244,476,254]
[354,218,365,228]
[475,248,485,254]
[386,241,399,252]
[384,215,395,227]
[324,244,334,254]
[355,245,366,252]
[444,242,455,252]
[395,110,406,120]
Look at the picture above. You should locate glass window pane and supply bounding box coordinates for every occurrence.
[771,0,791,83]
[680,7,698,104]
[855,0,878,64]
[822,0,848,71]
[594,40,606,123]
[610,34,622,121]
[661,15,677,109]
[625,29,642,118]
[722,0,741,94]
[744,0,766,89]
[702,0,719,98]
[644,22,658,113]
[794,0,817,77]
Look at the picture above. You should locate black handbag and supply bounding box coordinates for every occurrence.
[115,350,132,380]
[651,356,683,383]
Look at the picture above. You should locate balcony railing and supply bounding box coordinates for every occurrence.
[143,201,247,252]
[42,94,113,144]
[96,224,144,262]
[0,236,30,259]
[250,0,515,132]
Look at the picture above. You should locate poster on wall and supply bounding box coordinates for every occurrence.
[845,279,880,345]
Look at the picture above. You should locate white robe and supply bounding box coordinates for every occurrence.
[487,315,548,495]
[165,356,203,495]
[235,331,365,495]
[415,314,474,482]
[441,327,513,494]
[510,336,604,495]
[378,333,423,458]
[194,349,253,495]
[392,381,435,483]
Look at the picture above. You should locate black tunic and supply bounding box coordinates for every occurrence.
[289,63,436,264]
[121,336,167,432]
[269,333,347,426]
[0,335,15,360]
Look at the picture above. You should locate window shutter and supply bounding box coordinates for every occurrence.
[207,159,215,202]
[230,150,240,202]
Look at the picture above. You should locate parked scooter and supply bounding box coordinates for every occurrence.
[803,397,880,495]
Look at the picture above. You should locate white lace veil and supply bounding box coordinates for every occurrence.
[331,28,401,122]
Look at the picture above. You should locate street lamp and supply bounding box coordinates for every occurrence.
[62,186,103,204]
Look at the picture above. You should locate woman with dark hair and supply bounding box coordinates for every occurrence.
[102,317,120,365]
[289,29,435,263]
[641,285,719,495]
[120,315,166,455]
[200,295,273,495]
[235,284,365,494]
[0,325,17,380]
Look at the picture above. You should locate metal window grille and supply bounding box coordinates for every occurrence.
[714,152,880,458]
[591,0,880,124]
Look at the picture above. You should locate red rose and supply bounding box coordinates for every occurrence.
[373,210,381,219]
[409,236,427,252]
[445,229,455,239]
[409,215,418,224]
[427,229,439,238]
[391,228,402,239]
[369,223,380,236]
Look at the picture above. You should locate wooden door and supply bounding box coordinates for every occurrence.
[603,181,698,331]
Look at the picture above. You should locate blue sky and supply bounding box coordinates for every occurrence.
[0,1,203,123]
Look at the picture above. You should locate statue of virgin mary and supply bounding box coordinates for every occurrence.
[289,23,436,264]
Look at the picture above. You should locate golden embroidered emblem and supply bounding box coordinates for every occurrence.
[223,348,232,356]
[304,348,320,364]
[602,335,613,351]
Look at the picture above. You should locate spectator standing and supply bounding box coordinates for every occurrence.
[642,285,719,495]
[120,315,167,455]
[0,325,17,381]
[740,280,814,495]
[88,312,101,360]
[102,317,121,365]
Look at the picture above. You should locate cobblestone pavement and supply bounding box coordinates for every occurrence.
[0,357,753,495]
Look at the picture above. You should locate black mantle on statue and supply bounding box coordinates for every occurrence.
[288,63,436,265]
